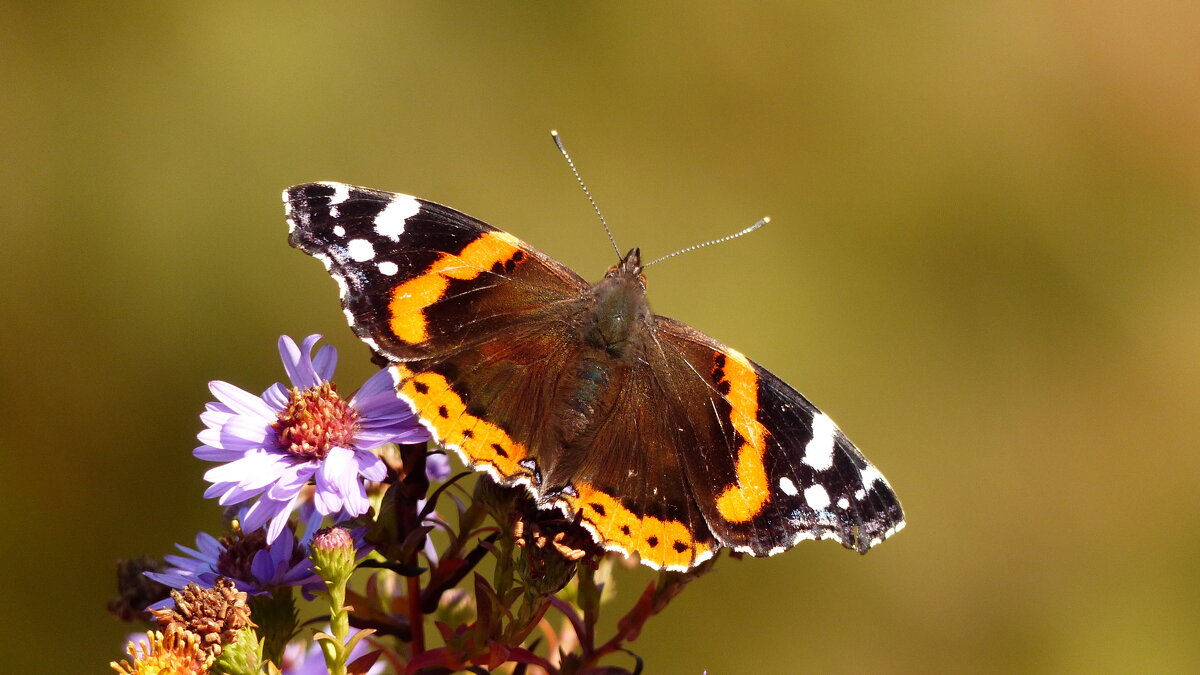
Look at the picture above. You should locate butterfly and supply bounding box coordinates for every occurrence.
[283,180,904,571]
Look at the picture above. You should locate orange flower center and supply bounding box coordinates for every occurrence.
[272,382,359,460]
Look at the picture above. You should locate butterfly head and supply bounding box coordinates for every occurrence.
[606,247,646,284]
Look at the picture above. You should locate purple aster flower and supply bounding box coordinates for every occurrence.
[425,452,452,482]
[145,527,322,605]
[195,335,429,542]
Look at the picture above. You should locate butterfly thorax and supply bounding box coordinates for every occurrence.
[582,248,652,359]
[557,248,651,451]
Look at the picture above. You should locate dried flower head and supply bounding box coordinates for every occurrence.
[149,578,254,658]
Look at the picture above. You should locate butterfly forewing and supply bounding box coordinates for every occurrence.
[285,182,588,362]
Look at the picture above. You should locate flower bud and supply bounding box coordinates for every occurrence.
[310,526,357,586]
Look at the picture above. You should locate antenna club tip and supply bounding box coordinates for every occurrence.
[762,216,771,224]
[550,129,559,137]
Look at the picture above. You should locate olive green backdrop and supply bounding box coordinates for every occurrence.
[3,3,1198,672]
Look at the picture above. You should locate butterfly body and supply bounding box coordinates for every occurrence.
[285,181,904,571]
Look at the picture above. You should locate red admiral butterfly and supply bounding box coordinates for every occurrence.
[284,170,903,571]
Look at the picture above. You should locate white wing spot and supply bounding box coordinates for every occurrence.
[854,488,867,501]
[342,308,355,326]
[374,194,420,241]
[837,497,850,509]
[802,413,837,470]
[778,476,799,496]
[332,225,346,237]
[346,239,375,262]
[804,484,831,510]
[333,274,349,299]
[859,465,886,490]
[377,261,399,276]
[325,182,351,205]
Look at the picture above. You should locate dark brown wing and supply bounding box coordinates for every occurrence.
[541,355,721,571]
[391,328,720,572]
[650,316,905,557]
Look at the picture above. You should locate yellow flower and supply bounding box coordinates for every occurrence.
[110,630,208,675]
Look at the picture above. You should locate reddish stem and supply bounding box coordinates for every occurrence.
[408,573,425,655]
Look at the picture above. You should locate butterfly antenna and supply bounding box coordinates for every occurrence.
[552,130,621,260]
[644,217,770,267]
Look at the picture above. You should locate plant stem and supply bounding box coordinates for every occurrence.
[322,575,350,675]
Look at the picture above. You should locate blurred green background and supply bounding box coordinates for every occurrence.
[3,2,1198,672]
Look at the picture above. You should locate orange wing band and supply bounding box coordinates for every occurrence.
[392,364,529,480]
[713,349,772,523]
[568,483,713,569]
[387,231,522,343]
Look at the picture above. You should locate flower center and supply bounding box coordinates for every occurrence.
[272,382,360,460]
[217,529,268,582]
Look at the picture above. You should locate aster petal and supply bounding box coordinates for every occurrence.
[193,444,249,462]
[348,430,397,450]
[353,398,414,424]
[160,554,203,571]
[341,489,370,519]
[208,381,278,420]
[198,409,236,430]
[266,462,316,500]
[297,503,324,545]
[215,482,273,506]
[276,335,305,387]
[197,417,275,448]
[262,383,290,409]
[242,495,288,533]
[279,335,327,389]
[193,532,224,557]
[349,367,398,406]
[312,343,337,381]
[196,432,267,455]
[266,493,302,542]
[145,570,193,588]
[266,474,310,502]
[203,451,291,490]
[202,480,239,501]
[250,542,285,583]
[313,447,360,510]
[351,427,427,449]
[354,449,387,482]
[311,480,339,516]
[205,401,235,415]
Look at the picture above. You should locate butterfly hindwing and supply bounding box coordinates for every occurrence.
[395,343,720,571]
[653,317,905,556]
